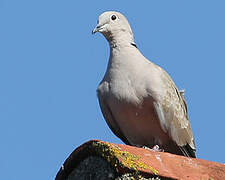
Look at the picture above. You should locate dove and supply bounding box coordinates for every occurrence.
[92,11,196,157]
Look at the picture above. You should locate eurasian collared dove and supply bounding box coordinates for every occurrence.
[93,11,196,157]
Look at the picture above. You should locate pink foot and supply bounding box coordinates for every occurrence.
[152,145,164,152]
[142,145,164,152]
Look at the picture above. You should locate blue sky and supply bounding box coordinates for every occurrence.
[1,1,225,179]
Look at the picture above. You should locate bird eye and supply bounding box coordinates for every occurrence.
[111,15,117,21]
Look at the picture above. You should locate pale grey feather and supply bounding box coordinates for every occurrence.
[93,11,196,157]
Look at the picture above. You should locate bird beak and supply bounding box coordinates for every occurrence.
[92,25,101,34]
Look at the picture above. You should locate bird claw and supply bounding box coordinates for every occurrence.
[152,145,164,152]
[142,146,152,150]
[141,145,164,152]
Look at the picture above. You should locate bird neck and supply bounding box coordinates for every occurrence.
[104,31,135,49]
[109,39,135,49]
[108,39,140,70]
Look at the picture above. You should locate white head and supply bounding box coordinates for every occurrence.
[92,11,135,47]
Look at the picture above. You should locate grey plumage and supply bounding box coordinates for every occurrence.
[93,11,196,158]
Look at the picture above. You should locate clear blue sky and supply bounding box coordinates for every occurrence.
[1,1,225,179]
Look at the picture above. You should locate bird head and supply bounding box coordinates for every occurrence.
[92,11,135,46]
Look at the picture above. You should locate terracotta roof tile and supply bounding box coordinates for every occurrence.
[55,140,225,180]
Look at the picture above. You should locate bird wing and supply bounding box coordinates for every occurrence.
[153,68,196,157]
[97,94,131,145]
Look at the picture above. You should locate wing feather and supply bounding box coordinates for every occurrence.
[153,68,196,157]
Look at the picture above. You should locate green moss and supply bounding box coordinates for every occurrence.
[91,141,158,177]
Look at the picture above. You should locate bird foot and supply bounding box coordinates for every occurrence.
[152,145,164,152]
[142,145,164,152]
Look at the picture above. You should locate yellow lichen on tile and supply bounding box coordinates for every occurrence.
[91,141,158,175]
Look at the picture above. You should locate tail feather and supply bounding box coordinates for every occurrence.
[179,144,196,158]
[163,140,196,158]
